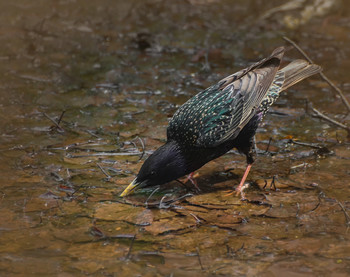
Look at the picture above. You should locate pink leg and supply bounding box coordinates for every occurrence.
[235,163,252,195]
[186,172,201,191]
[225,163,252,197]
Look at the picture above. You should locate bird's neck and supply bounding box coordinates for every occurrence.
[166,139,213,175]
[163,140,196,175]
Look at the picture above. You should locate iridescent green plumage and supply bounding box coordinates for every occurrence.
[168,47,285,147]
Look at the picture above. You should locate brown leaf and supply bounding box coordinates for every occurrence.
[145,216,196,235]
[94,203,153,226]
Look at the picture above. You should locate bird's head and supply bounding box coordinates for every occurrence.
[120,141,186,197]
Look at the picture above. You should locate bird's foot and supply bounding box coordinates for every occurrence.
[224,183,248,200]
[237,183,249,200]
[224,163,253,198]
[186,172,201,192]
[223,190,235,196]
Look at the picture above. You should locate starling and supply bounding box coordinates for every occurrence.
[120,47,321,197]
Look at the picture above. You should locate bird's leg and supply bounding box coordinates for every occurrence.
[225,147,255,198]
[237,147,255,195]
[224,163,253,198]
[235,163,252,195]
[186,172,201,191]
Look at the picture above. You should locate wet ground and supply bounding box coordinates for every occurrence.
[0,0,349,276]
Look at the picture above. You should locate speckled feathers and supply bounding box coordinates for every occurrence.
[168,47,286,147]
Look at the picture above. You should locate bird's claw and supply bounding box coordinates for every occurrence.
[223,190,235,196]
[224,184,247,200]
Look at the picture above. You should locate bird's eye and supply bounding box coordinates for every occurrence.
[150,170,156,176]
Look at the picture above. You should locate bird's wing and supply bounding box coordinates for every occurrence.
[167,47,285,147]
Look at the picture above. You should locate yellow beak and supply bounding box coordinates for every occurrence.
[120,178,139,197]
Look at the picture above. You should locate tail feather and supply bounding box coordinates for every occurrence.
[280,59,322,91]
[259,58,321,119]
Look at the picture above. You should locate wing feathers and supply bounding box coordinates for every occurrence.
[167,47,287,147]
[218,47,285,90]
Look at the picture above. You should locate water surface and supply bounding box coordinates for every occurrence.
[0,0,349,276]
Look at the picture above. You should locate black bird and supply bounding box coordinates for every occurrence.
[120,47,321,197]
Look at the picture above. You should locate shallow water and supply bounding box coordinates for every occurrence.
[0,0,349,276]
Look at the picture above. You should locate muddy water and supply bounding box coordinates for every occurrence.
[0,0,349,276]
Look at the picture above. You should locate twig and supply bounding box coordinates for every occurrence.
[108,234,137,239]
[90,226,106,238]
[43,112,64,132]
[189,213,201,224]
[117,193,193,209]
[310,198,321,212]
[50,172,64,182]
[125,235,136,260]
[96,83,118,89]
[270,175,277,191]
[296,202,300,218]
[312,107,350,136]
[265,137,272,153]
[185,202,229,211]
[48,140,101,151]
[262,180,268,190]
[67,152,147,158]
[226,243,245,257]
[159,194,172,209]
[196,247,205,270]
[19,74,53,83]
[57,110,66,125]
[288,138,325,149]
[66,168,71,178]
[336,200,350,227]
[309,191,325,213]
[263,176,277,190]
[238,243,245,252]
[144,187,160,208]
[86,130,101,138]
[97,163,111,180]
[136,136,145,161]
[290,162,310,170]
[283,36,350,112]
[66,234,136,244]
